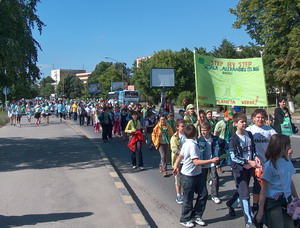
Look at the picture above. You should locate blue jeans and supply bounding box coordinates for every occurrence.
[180,173,208,222]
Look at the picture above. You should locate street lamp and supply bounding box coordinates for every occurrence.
[104,56,124,88]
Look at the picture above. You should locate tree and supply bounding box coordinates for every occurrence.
[132,48,201,103]
[56,75,84,98]
[89,61,131,97]
[0,0,44,99]
[212,39,239,58]
[230,0,300,100]
[38,76,55,98]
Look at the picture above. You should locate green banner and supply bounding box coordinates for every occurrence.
[194,54,268,107]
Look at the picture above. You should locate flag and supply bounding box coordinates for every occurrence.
[194,54,268,107]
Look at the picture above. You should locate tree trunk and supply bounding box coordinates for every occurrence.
[286,84,295,113]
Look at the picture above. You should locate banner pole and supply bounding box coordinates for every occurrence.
[193,50,200,135]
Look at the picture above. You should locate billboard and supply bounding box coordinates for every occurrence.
[194,54,268,107]
[88,83,101,94]
[150,68,175,88]
[111,81,127,91]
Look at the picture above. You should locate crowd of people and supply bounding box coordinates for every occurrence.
[5,96,299,228]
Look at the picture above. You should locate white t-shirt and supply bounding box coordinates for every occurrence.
[262,158,295,199]
[246,125,277,163]
[180,139,202,176]
[85,107,91,116]
[236,132,252,169]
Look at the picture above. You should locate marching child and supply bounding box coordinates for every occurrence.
[152,115,174,177]
[125,111,144,170]
[167,112,176,133]
[229,112,260,228]
[145,111,156,149]
[198,122,222,204]
[246,109,277,211]
[113,107,121,136]
[256,134,298,227]
[173,125,219,227]
[170,119,186,204]
[121,108,129,139]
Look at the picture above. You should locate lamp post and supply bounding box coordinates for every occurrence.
[104,56,124,89]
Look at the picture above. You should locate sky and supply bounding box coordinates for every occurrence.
[33,0,253,78]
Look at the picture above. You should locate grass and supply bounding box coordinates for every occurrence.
[0,111,9,127]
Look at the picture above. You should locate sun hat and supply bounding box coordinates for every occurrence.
[186,104,194,111]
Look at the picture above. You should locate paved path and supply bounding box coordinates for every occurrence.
[0,118,136,228]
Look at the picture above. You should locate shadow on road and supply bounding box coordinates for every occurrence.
[0,212,93,228]
[0,136,105,172]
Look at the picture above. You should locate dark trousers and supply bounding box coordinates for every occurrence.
[202,167,219,197]
[108,124,113,139]
[131,141,143,167]
[79,114,85,125]
[232,167,254,224]
[227,168,261,207]
[73,112,78,121]
[86,116,90,126]
[180,173,208,222]
[102,123,109,140]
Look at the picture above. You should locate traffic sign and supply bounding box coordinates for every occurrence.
[2,87,10,95]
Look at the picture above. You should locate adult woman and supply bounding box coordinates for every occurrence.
[273,97,292,134]
[160,97,174,114]
[184,104,198,127]
[152,115,174,177]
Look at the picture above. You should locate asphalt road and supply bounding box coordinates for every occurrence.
[0,118,135,228]
[2,117,298,228]
[68,120,300,228]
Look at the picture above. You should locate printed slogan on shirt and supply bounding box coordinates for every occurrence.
[194,54,268,107]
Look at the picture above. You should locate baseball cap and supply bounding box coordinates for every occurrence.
[224,110,234,119]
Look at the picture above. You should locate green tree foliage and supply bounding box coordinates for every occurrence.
[212,39,239,58]
[230,0,300,96]
[132,49,199,103]
[38,76,55,98]
[56,75,84,99]
[0,0,44,98]
[89,61,131,96]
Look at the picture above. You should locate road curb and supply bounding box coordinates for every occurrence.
[64,121,150,228]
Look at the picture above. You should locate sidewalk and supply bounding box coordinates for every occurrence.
[0,118,141,228]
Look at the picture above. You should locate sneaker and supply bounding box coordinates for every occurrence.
[211,196,221,204]
[226,201,236,217]
[159,168,163,173]
[194,217,206,226]
[132,166,137,169]
[176,195,183,204]
[163,172,168,177]
[180,221,194,227]
[140,167,144,170]
[245,223,256,228]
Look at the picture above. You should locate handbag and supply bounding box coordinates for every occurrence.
[292,123,298,134]
[281,117,294,136]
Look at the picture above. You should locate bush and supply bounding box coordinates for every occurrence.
[176,91,195,106]
[294,94,300,106]
[0,111,9,127]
